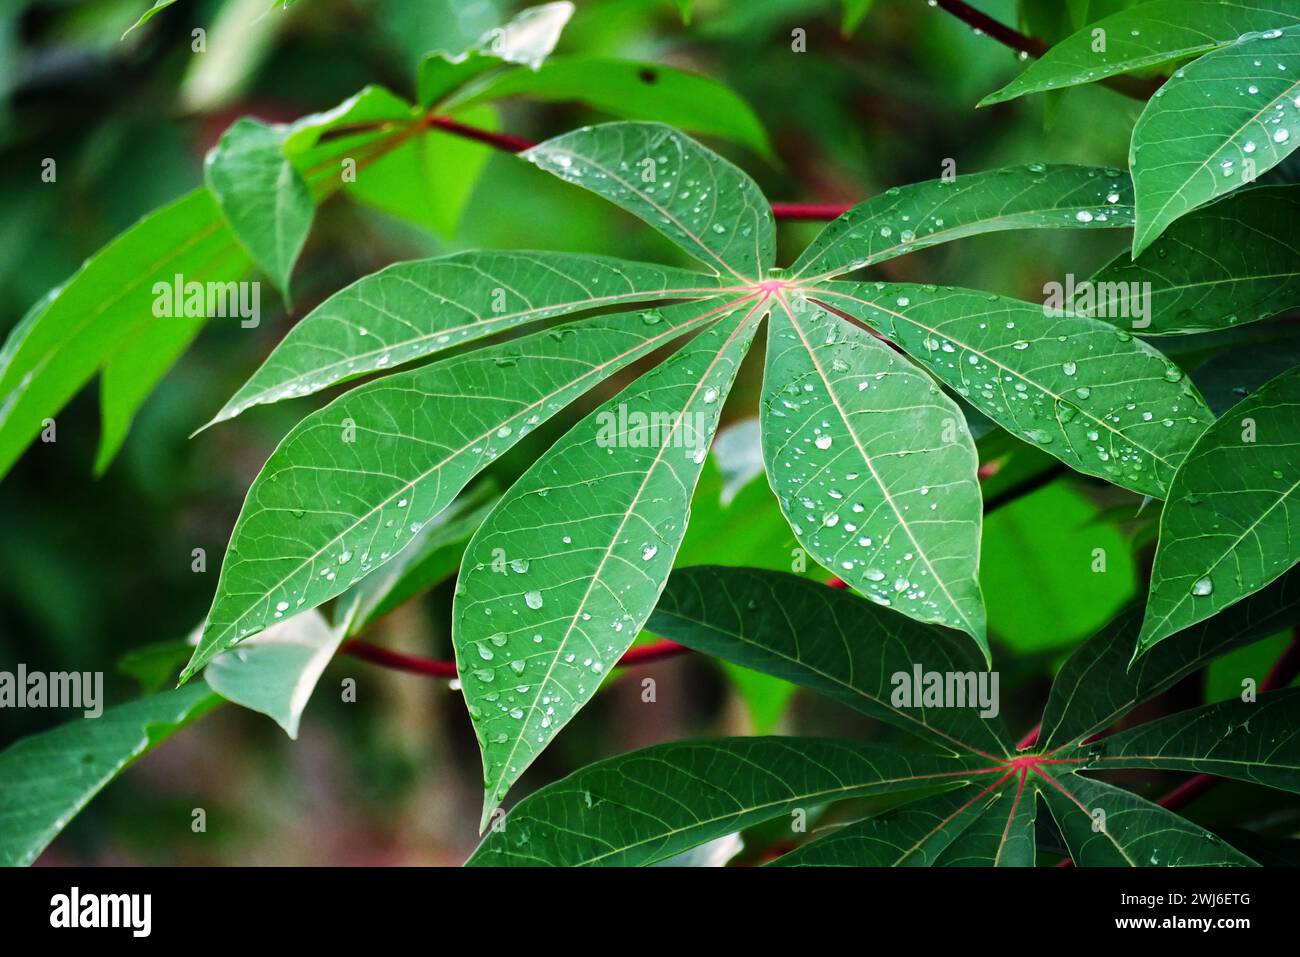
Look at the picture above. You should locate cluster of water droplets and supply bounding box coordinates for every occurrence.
[766,315,972,627]
[841,282,1203,490]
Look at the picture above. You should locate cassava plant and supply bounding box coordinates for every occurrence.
[3,0,1300,870]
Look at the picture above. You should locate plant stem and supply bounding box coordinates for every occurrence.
[341,637,687,679]
[423,114,854,221]
[1156,632,1300,812]
[929,0,1163,101]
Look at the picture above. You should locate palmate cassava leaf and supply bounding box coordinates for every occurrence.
[982,0,1300,106]
[1087,184,1300,334]
[470,565,1300,865]
[190,122,1238,827]
[761,296,986,650]
[1130,23,1300,254]
[456,302,764,828]
[183,295,739,680]
[1137,366,1300,654]
[811,281,1212,499]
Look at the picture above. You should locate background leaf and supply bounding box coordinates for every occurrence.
[1139,366,1300,652]
[1130,23,1300,254]
[467,737,993,866]
[204,608,346,739]
[205,117,313,297]
[1088,184,1300,334]
[0,683,220,867]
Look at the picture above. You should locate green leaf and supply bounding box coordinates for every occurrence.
[761,296,987,649]
[0,189,251,481]
[790,165,1135,282]
[1138,366,1300,653]
[1040,566,1300,750]
[0,683,220,866]
[983,0,1300,106]
[523,122,775,281]
[452,56,773,159]
[204,609,346,738]
[344,105,499,237]
[122,0,178,39]
[182,295,737,681]
[1088,184,1300,334]
[466,737,994,866]
[455,302,763,829]
[1077,688,1300,793]
[840,0,877,35]
[417,0,575,107]
[338,483,498,633]
[117,639,193,694]
[1038,771,1256,865]
[1130,23,1300,255]
[812,282,1212,498]
[1192,336,1300,415]
[646,566,1013,757]
[205,117,314,297]
[95,305,206,475]
[206,252,721,427]
[768,786,995,866]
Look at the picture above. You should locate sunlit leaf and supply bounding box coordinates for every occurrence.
[0,683,220,866]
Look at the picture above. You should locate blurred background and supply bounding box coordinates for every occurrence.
[1,0,1294,865]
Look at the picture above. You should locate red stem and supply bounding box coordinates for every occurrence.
[930,0,1046,57]
[1156,633,1300,812]
[341,637,687,679]
[930,0,1162,101]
